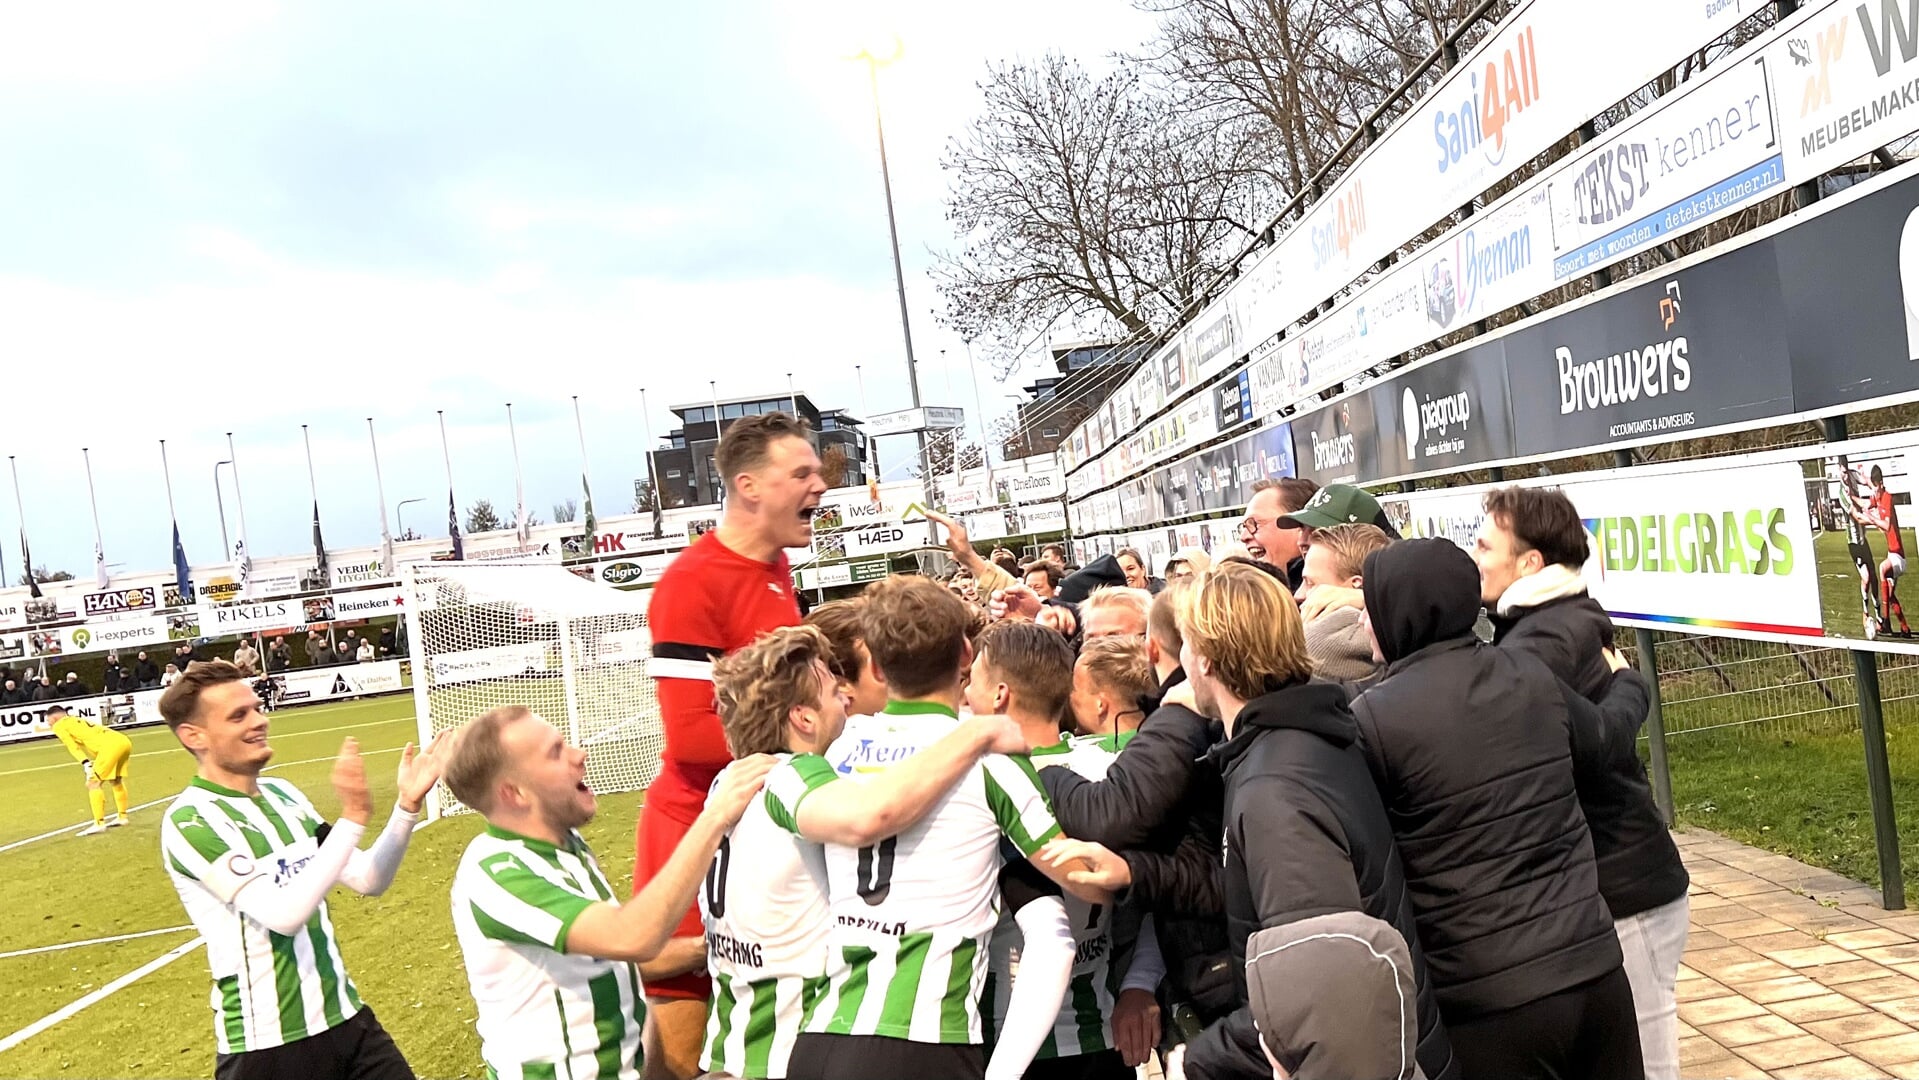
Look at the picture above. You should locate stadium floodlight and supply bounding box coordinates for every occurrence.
[402,561,662,821]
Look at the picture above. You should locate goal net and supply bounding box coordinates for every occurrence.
[403,562,663,821]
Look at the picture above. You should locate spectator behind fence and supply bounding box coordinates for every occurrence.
[1115,547,1162,595]
[134,651,161,689]
[1352,539,1641,1079]
[267,638,292,673]
[62,672,89,698]
[103,652,123,693]
[1024,560,1063,600]
[334,638,355,666]
[305,630,331,668]
[232,639,260,677]
[1295,523,1392,687]
[378,625,396,657]
[1475,486,1690,1080]
[1240,477,1320,591]
[160,664,180,688]
[357,638,376,663]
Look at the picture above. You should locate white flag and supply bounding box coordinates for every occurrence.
[93,541,108,590]
[235,539,254,599]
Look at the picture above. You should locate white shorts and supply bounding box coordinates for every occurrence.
[1888,552,1908,578]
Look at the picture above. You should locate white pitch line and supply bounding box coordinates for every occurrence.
[263,745,406,773]
[0,936,203,1055]
[0,925,195,961]
[0,715,415,780]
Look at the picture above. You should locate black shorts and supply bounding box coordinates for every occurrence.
[1020,1048,1132,1080]
[1853,543,1879,572]
[214,1008,413,1080]
[787,1032,984,1080]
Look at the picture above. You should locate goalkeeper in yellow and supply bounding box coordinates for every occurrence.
[48,706,132,835]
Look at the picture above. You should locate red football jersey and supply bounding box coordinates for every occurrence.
[1876,488,1905,558]
[644,531,801,824]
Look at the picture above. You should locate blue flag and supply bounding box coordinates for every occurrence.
[448,489,464,560]
[171,520,190,599]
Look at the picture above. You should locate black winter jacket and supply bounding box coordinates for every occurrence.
[1492,576,1690,919]
[1041,670,1235,1018]
[1353,539,1622,1020]
[1183,680,1454,1080]
[1488,573,1615,702]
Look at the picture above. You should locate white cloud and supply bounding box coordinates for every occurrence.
[0,2,278,86]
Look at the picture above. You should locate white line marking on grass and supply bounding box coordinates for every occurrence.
[263,746,405,773]
[0,716,415,780]
[0,936,203,1055]
[0,925,194,961]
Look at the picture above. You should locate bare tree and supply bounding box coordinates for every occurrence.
[820,444,851,489]
[552,498,579,523]
[937,54,1264,373]
[17,566,73,586]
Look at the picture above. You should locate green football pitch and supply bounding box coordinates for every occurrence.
[0,695,646,1079]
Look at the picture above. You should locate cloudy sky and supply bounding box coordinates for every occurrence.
[0,2,1155,575]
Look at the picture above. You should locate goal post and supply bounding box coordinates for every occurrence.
[402,562,663,821]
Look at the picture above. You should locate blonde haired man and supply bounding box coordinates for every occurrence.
[1045,561,1453,1080]
[1294,523,1392,684]
[1078,586,1151,641]
[1069,637,1154,750]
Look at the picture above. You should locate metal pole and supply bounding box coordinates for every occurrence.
[227,433,254,596]
[1611,448,1675,826]
[81,447,108,587]
[710,380,724,506]
[1824,415,1905,908]
[213,461,232,561]
[367,419,394,560]
[863,54,932,512]
[639,388,665,534]
[8,456,25,586]
[397,498,425,539]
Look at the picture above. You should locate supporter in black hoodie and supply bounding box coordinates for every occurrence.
[1049,564,1453,1080]
[1352,538,1642,1080]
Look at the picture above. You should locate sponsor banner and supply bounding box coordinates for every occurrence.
[39,614,195,657]
[1018,503,1068,534]
[1154,422,1296,524]
[463,540,560,564]
[1778,167,1919,412]
[795,558,892,591]
[1505,238,1795,456]
[0,697,106,744]
[330,587,407,618]
[813,488,927,532]
[195,574,244,605]
[329,559,393,588]
[1370,341,1516,477]
[1215,369,1254,430]
[865,406,965,438]
[1547,52,1783,281]
[1002,468,1065,504]
[0,596,25,631]
[841,522,915,558]
[579,529,680,558]
[201,598,304,635]
[429,643,551,685]
[1771,0,1919,179]
[1383,459,1824,637]
[596,555,674,589]
[83,586,158,617]
[1292,391,1380,487]
[275,660,405,704]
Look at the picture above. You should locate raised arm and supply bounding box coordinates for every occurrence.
[784,715,1028,847]
[563,755,776,963]
[336,732,453,896]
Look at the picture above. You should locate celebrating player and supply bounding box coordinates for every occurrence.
[48,704,134,835]
[768,576,1098,1080]
[639,411,826,1078]
[1853,465,1912,637]
[1839,463,1888,638]
[701,625,1030,1079]
[443,706,776,1080]
[156,660,450,1080]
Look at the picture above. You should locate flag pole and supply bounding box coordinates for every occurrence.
[160,440,190,601]
[301,425,320,508]
[8,456,34,596]
[302,425,329,585]
[439,410,463,559]
[227,433,254,597]
[367,418,394,561]
[572,395,598,546]
[507,402,529,546]
[82,448,110,589]
[639,387,664,537]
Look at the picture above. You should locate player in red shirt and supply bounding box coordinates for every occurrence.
[1862,465,1912,637]
[639,410,826,1078]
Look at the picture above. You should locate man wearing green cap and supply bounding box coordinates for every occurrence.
[1275,483,1401,540]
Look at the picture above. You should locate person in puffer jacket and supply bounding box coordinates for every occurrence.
[1351,539,1642,1080]
[1475,486,1689,1080]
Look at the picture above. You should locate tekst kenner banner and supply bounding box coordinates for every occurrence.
[1503,237,1797,456]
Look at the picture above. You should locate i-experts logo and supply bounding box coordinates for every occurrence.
[1434,24,1541,175]
[71,628,91,650]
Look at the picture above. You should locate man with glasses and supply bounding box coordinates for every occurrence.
[1238,478,1319,591]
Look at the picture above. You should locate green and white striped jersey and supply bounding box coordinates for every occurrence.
[451,825,644,1080]
[768,701,1062,1046]
[160,776,363,1055]
[699,754,834,1079]
[987,739,1121,1060]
